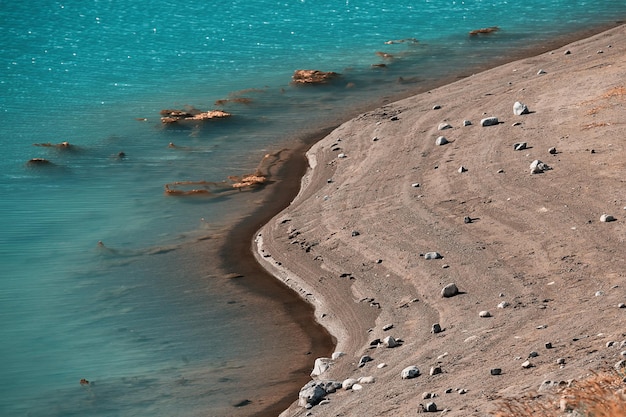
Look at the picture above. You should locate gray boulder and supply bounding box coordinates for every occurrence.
[530,160,551,174]
[424,251,442,260]
[435,136,449,146]
[481,117,499,126]
[441,283,459,298]
[401,365,420,379]
[298,380,341,407]
[513,101,530,115]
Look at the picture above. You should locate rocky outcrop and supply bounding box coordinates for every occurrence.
[160,108,231,124]
[292,70,340,84]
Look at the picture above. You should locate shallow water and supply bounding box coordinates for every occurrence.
[2,1,626,415]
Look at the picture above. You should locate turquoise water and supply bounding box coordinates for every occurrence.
[2,1,626,416]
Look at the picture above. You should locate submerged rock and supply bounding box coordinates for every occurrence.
[292,69,340,84]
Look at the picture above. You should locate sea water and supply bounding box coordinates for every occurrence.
[1,1,625,416]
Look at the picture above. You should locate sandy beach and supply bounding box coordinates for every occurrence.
[255,24,626,416]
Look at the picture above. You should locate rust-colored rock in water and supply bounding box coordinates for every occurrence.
[292,70,339,84]
[159,108,231,124]
[469,26,500,36]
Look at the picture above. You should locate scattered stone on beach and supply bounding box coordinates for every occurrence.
[338,153,347,159]
[557,358,566,365]
[401,365,420,379]
[458,388,468,394]
[382,323,394,331]
[377,363,387,369]
[618,303,626,309]
[298,380,341,407]
[311,357,332,376]
[513,142,527,151]
[549,147,557,154]
[432,323,442,334]
[441,283,459,298]
[530,159,551,174]
[424,251,442,260]
[332,351,345,360]
[351,383,363,391]
[435,136,449,146]
[490,368,502,376]
[358,376,376,384]
[411,182,420,188]
[521,360,533,368]
[537,69,547,75]
[422,392,436,399]
[438,122,452,130]
[342,378,358,390]
[425,402,438,412]
[351,230,360,236]
[458,166,468,173]
[513,101,530,115]
[479,310,492,318]
[432,104,442,110]
[430,366,442,376]
[292,69,340,84]
[545,342,553,349]
[464,216,472,224]
[481,117,499,126]
[600,214,615,222]
[359,355,373,367]
[383,336,400,348]
[497,301,510,309]
[463,120,472,126]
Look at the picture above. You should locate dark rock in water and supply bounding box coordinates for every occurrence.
[27,158,51,165]
[233,399,252,407]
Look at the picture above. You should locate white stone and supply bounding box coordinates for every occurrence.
[358,376,375,384]
[513,101,530,115]
[331,351,345,360]
[424,251,442,260]
[481,117,499,126]
[497,301,510,309]
[351,383,363,391]
[383,335,399,348]
[401,365,420,379]
[435,136,449,146]
[600,214,615,222]
[311,357,332,376]
[441,283,459,298]
[438,122,452,130]
[479,310,492,318]
[342,378,358,390]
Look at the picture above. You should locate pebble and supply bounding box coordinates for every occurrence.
[430,366,442,376]
[619,303,626,308]
[432,105,442,110]
[424,251,442,260]
[342,378,358,390]
[383,335,399,348]
[513,101,530,115]
[441,283,459,298]
[358,376,375,384]
[549,147,557,154]
[557,358,566,365]
[332,351,345,360]
[457,388,468,394]
[438,122,452,130]
[497,301,510,309]
[545,342,553,349]
[600,214,615,222]
[432,323,442,334]
[490,368,502,375]
[435,136,449,146]
[479,310,492,318]
[458,166,468,173]
[530,159,551,174]
[463,120,472,126]
[537,69,547,75]
[337,153,347,158]
[425,402,437,412]
[358,355,372,367]
[422,392,435,399]
[411,182,420,188]
[401,365,420,379]
[351,383,363,391]
[521,360,533,368]
[377,363,387,369]
[513,142,527,151]
[464,216,472,224]
[382,323,394,331]
[481,116,499,126]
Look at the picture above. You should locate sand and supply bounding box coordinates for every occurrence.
[255,24,626,416]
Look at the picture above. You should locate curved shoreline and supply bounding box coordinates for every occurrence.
[249,22,626,416]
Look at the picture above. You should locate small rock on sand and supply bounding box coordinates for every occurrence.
[479,310,492,318]
[401,365,420,379]
[441,283,459,298]
[435,136,449,146]
[530,159,551,174]
[513,101,530,115]
[438,122,452,130]
[431,323,442,334]
[600,214,615,222]
[424,251,442,260]
[481,117,499,126]
[490,368,502,375]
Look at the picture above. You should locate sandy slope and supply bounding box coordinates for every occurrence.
[256,25,626,416]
